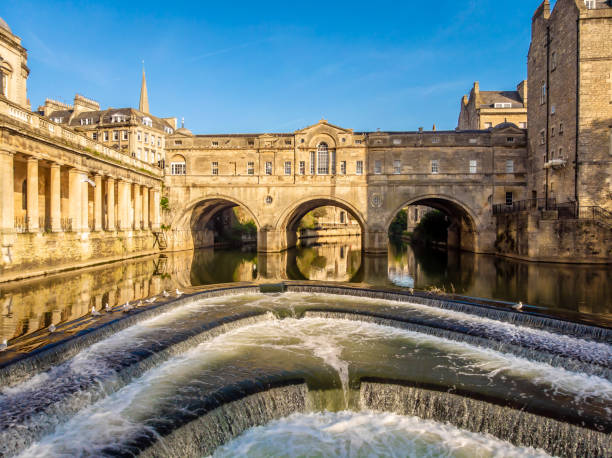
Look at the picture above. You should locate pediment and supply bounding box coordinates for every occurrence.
[295,119,354,149]
[295,119,353,135]
[490,122,525,134]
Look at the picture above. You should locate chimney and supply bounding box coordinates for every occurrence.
[517,80,528,106]
[73,94,100,114]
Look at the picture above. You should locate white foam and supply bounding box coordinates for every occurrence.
[211,411,552,458]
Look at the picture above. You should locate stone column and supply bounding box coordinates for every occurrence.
[68,169,82,232]
[117,180,130,231]
[94,174,102,231]
[133,184,142,230]
[106,177,115,231]
[151,189,161,231]
[49,163,61,232]
[81,174,89,232]
[142,186,149,230]
[0,149,14,233]
[26,157,39,232]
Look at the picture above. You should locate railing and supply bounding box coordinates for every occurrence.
[578,206,612,228]
[60,218,72,232]
[14,217,28,233]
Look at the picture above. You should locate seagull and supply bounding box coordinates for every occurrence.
[162,290,170,297]
[145,297,157,304]
[513,301,523,311]
[176,288,183,297]
[91,306,101,317]
[409,288,414,295]
[122,301,134,313]
[105,303,111,312]
[48,324,56,333]
[0,339,7,351]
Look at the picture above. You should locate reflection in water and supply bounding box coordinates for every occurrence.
[1,241,610,343]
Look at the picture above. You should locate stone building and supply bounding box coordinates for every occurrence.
[0,18,28,110]
[0,17,164,282]
[37,70,176,170]
[458,81,528,130]
[527,0,612,211]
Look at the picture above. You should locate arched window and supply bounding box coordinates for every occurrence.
[317,143,329,175]
[170,154,186,175]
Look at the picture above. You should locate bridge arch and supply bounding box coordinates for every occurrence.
[385,194,479,252]
[171,195,260,250]
[274,195,367,251]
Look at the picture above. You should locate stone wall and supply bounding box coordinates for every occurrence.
[495,211,611,263]
[0,230,157,282]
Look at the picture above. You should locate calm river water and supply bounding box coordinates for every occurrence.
[0,239,610,342]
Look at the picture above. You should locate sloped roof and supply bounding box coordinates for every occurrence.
[479,91,524,108]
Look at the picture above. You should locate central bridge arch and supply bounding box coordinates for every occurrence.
[274,196,367,251]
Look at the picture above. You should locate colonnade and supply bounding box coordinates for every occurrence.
[0,149,161,234]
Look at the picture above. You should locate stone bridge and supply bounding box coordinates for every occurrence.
[164,120,527,254]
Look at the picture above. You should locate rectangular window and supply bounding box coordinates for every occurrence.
[507,137,515,143]
[431,160,439,174]
[331,150,336,175]
[374,160,382,174]
[137,148,142,160]
[469,160,477,174]
[356,160,363,175]
[122,130,128,141]
[584,0,595,9]
[144,133,149,143]
[284,161,292,175]
[519,122,527,129]
[431,137,440,144]
[212,162,218,175]
[285,139,291,145]
[92,132,98,140]
[171,162,186,175]
[158,138,161,147]
[340,161,346,175]
[151,135,155,145]
[265,161,272,175]
[505,160,514,173]
[355,140,362,145]
[393,138,401,145]
[540,130,545,145]
[248,140,255,146]
[540,83,546,105]
[310,151,315,175]
[112,130,119,141]
[551,51,557,70]
[559,122,564,135]
[393,160,401,174]
[137,131,142,141]
[494,102,512,108]
[299,161,305,175]
[317,149,329,174]
[212,141,219,147]
[551,127,555,137]
[247,161,255,175]
[103,131,109,141]
[505,192,513,206]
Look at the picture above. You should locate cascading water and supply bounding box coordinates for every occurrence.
[0,290,609,457]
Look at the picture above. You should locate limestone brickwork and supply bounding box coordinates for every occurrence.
[0,18,164,282]
[164,120,527,255]
[458,81,528,130]
[528,0,612,210]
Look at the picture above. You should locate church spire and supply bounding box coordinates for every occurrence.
[139,62,149,113]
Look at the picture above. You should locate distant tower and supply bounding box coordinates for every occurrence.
[139,63,149,113]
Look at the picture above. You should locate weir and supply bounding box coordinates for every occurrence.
[0,289,610,458]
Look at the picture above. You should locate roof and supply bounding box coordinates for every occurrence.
[479,91,525,108]
[47,107,174,132]
[0,17,11,34]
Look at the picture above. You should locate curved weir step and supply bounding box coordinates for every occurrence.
[1,288,611,457]
[134,378,611,458]
[286,284,612,344]
[303,310,612,379]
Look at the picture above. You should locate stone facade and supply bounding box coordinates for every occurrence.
[458,81,528,130]
[164,120,527,255]
[0,19,28,110]
[0,20,164,282]
[528,0,612,210]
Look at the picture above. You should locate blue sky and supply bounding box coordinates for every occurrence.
[3,1,542,133]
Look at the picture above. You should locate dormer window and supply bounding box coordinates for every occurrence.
[494,102,512,108]
[584,0,595,8]
[53,117,64,123]
[111,114,127,123]
[80,118,92,125]
[164,126,173,134]
[142,116,153,127]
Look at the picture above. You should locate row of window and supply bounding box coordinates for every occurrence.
[539,122,565,145]
[92,130,129,142]
[169,159,516,176]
